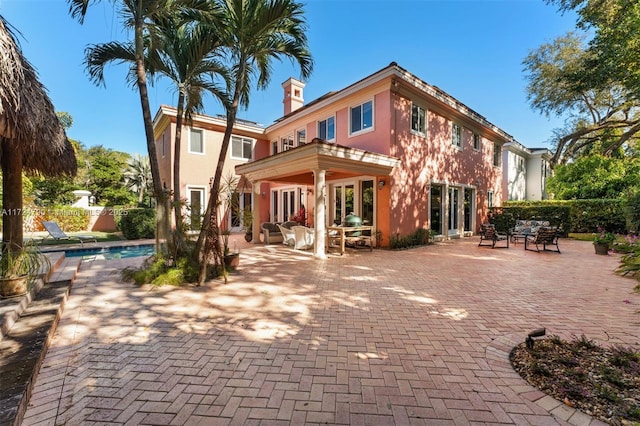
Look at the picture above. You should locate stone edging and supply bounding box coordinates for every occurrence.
[485,333,608,426]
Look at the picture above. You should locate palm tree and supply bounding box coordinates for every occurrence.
[66,0,192,253]
[148,17,228,234]
[195,0,313,284]
[125,154,152,205]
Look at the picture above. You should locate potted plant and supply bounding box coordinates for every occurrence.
[220,228,239,270]
[0,242,49,298]
[593,229,616,255]
[241,207,253,243]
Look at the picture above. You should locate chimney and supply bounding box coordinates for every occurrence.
[282,77,305,115]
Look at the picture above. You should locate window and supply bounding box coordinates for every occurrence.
[281,135,294,151]
[161,133,166,157]
[350,100,373,134]
[272,141,278,155]
[189,128,204,154]
[296,129,306,145]
[318,116,335,141]
[493,143,501,167]
[452,123,461,148]
[487,190,494,208]
[231,135,253,160]
[411,104,426,135]
[473,133,480,151]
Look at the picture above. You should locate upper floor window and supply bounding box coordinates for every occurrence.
[411,104,426,135]
[473,133,481,151]
[296,129,306,145]
[189,128,204,154]
[350,100,373,134]
[231,135,253,160]
[272,141,278,155]
[161,133,166,158]
[281,135,294,151]
[451,123,462,148]
[493,143,501,167]
[318,116,335,141]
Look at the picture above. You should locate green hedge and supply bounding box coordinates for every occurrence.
[490,199,627,234]
[37,206,91,232]
[117,208,155,240]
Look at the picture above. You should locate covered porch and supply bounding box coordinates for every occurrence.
[236,139,400,258]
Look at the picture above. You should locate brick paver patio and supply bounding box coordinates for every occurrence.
[21,238,639,425]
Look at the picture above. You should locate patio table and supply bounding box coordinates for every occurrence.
[326,225,373,255]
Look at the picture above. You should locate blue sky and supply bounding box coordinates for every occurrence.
[0,0,578,156]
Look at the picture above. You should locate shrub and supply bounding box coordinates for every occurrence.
[390,228,435,250]
[625,191,640,234]
[33,206,90,232]
[117,208,155,240]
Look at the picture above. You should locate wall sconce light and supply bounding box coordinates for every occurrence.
[378,179,385,190]
[307,188,313,195]
[261,192,266,197]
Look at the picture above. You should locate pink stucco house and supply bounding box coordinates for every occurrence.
[154,62,520,257]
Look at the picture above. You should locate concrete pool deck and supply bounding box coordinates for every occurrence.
[8,236,640,425]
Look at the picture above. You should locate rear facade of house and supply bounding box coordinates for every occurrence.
[153,62,514,250]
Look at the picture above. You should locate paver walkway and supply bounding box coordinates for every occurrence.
[21,238,640,425]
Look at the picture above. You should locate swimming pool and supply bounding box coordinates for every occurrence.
[64,244,154,260]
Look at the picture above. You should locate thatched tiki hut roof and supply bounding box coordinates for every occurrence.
[0,15,77,249]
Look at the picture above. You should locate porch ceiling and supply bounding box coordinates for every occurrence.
[235,139,400,183]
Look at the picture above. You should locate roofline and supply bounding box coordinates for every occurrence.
[268,62,517,143]
[153,105,266,135]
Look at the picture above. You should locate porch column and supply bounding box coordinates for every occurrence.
[251,181,262,244]
[313,169,327,259]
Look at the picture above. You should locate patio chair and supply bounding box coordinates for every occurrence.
[42,221,98,246]
[524,226,560,253]
[478,223,509,248]
[277,224,296,246]
[292,226,314,250]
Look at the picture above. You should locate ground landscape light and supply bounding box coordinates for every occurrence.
[526,327,546,349]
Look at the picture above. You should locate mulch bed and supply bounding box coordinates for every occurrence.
[510,335,640,425]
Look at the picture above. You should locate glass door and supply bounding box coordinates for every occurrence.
[448,187,459,235]
[230,192,251,231]
[430,185,442,235]
[332,183,355,225]
[464,189,473,232]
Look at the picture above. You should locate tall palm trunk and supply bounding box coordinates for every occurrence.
[172,90,186,249]
[196,68,244,284]
[134,9,170,253]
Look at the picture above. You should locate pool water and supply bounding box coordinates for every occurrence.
[64,244,154,260]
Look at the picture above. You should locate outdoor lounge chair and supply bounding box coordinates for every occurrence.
[292,226,314,250]
[277,224,296,246]
[42,221,97,246]
[524,226,560,253]
[478,223,509,248]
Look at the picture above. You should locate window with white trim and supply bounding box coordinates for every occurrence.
[272,141,278,155]
[452,123,461,148]
[487,190,494,208]
[296,129,306,145]
[350,100,373,134]
[189,128,204,154]
[231,135,253,160]
[318,116,335,141]
[493,143,501,167]
[473,133,481,151]
[411,104,426,135]
[281,135,294,151]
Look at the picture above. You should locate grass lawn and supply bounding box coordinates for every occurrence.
[568,232,628,243]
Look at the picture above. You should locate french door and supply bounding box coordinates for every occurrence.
[448,187,460,235]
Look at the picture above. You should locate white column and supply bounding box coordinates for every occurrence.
[251,181,262,244]
[313,169,327,259]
